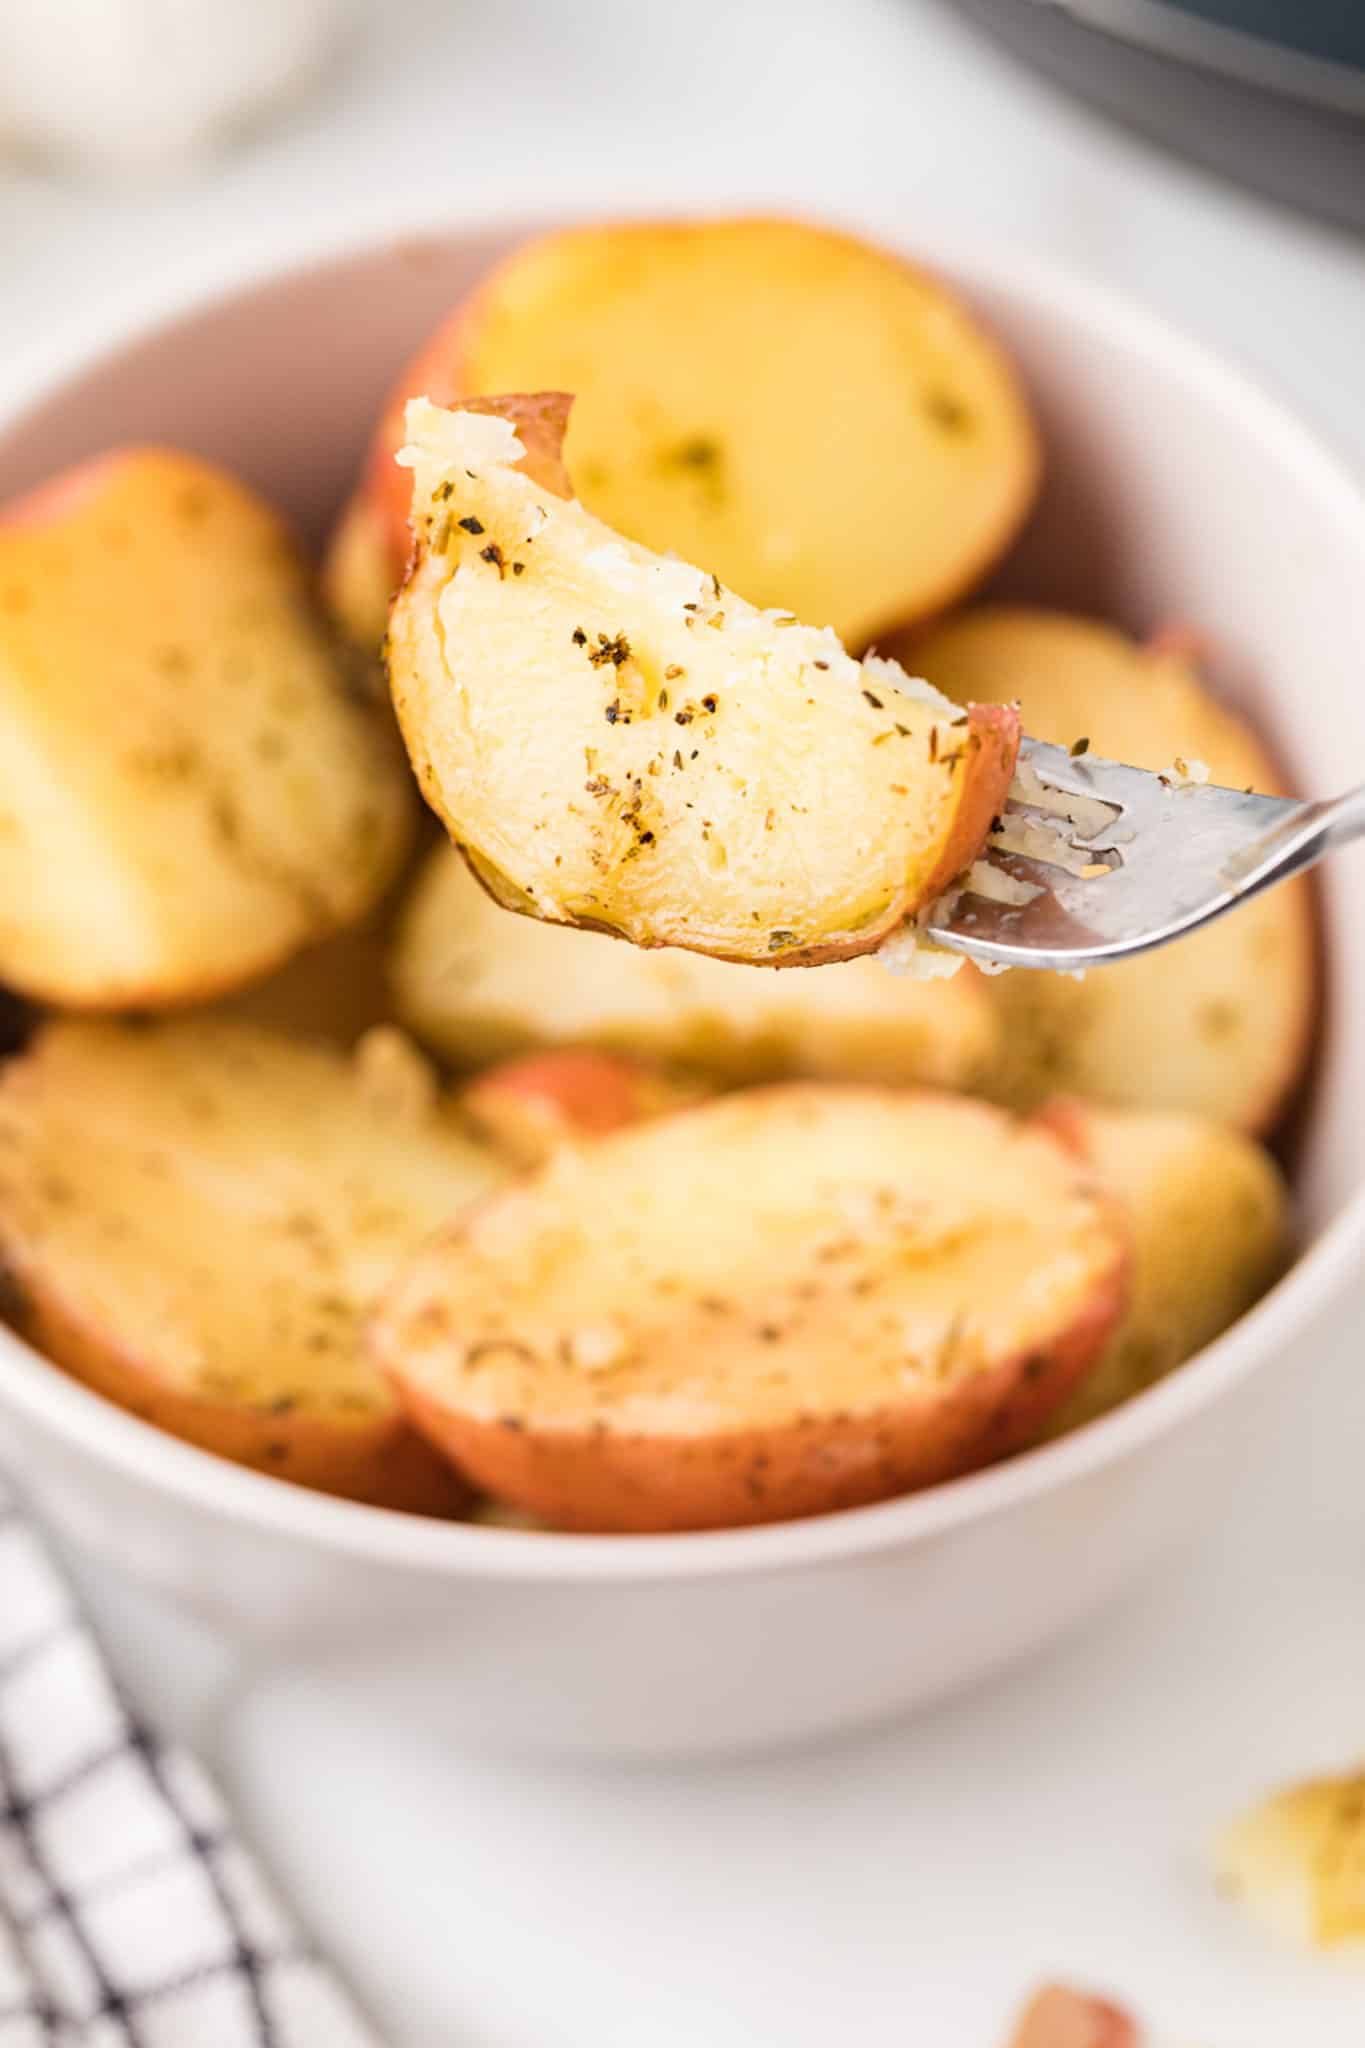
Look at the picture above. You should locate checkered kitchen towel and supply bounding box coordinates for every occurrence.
[0,1481,381,2047]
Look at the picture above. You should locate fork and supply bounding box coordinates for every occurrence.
[924,736,1360,973]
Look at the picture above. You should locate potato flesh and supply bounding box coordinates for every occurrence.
[387,403,1015,966]
[1214,1771,1365,1948]
[1041,1102,1287,1433]
[394,839,1001,1089]
[377,218,1040,645]
[901,607,1316,1130]
[0,450,412,1007]
[379,1087,1123,1437]
[0,1019,503,1419]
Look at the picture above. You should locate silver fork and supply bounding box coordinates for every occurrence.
[925,736,1361,973]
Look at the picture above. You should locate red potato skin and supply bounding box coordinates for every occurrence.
[0,450,131,530]
[386,1239,1127,1533]
[1033,1098,1093,1160]
[1007,1985,1140,2048]
[462,1049,703,1164]
[1,1257,470,1517]
[910,700,1021,918]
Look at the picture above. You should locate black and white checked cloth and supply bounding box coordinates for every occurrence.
[0,1479,382,2047]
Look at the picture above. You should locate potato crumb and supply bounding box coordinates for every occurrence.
[963,859,1042,908]
[1163,755,1210,788]
[876,921,964,981]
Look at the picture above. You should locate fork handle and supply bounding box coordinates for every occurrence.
[1233,783,1365,900]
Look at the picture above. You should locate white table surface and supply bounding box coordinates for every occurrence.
[4,3,1365,2041]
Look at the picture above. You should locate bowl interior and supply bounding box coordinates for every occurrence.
[0,220,1360,1445]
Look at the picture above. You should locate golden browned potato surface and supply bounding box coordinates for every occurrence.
[0,448,413,1009]
[374,1085,1127,1531]
[327,216,1040,647]
[0,1017,504,1510]
[386,399,1019,967]
[1038,1100,1288,1435]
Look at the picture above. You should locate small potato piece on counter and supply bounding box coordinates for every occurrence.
[1213,1768,1365,1950]
[386,401,1019,968]
[0,1018,506,1511]
[895,607,1316,1133]
[0,448,413,1009]
[393,841,1002,1090]
[462,1050,705,1166]
[325,216,1040,648]
[1006,1984,1140,2047]
[1039,1101,1288,1434]
[374,1085,1127,1532]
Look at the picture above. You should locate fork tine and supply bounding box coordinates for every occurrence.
[923,737,1303,972]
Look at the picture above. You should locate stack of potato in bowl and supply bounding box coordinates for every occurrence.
[0,217,1309,1535]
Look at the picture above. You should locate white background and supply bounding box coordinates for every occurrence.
[3,2,1365,2041]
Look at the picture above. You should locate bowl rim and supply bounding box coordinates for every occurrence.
[1,205,1362,1586]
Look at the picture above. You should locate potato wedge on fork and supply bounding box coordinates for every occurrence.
[385,398,1018,969]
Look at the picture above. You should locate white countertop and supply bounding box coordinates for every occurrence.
[4,3,1365,2041]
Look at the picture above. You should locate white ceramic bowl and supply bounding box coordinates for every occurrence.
[0,222,1362,1760]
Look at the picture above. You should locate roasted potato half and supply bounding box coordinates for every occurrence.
[0,448,413,1009]
[1039,1100,1288,1434]
[326,216,1040,648]
[374,1085,1128,1532]
[1214,1768,1365,1950]
[0,1018,505,1511]
[386,400,1019,968]
[897,607,1316,1132]
[393,840,1002,1091]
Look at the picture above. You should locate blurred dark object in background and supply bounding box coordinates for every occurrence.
[958,1,1365,234]
[0,992,35,1061]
